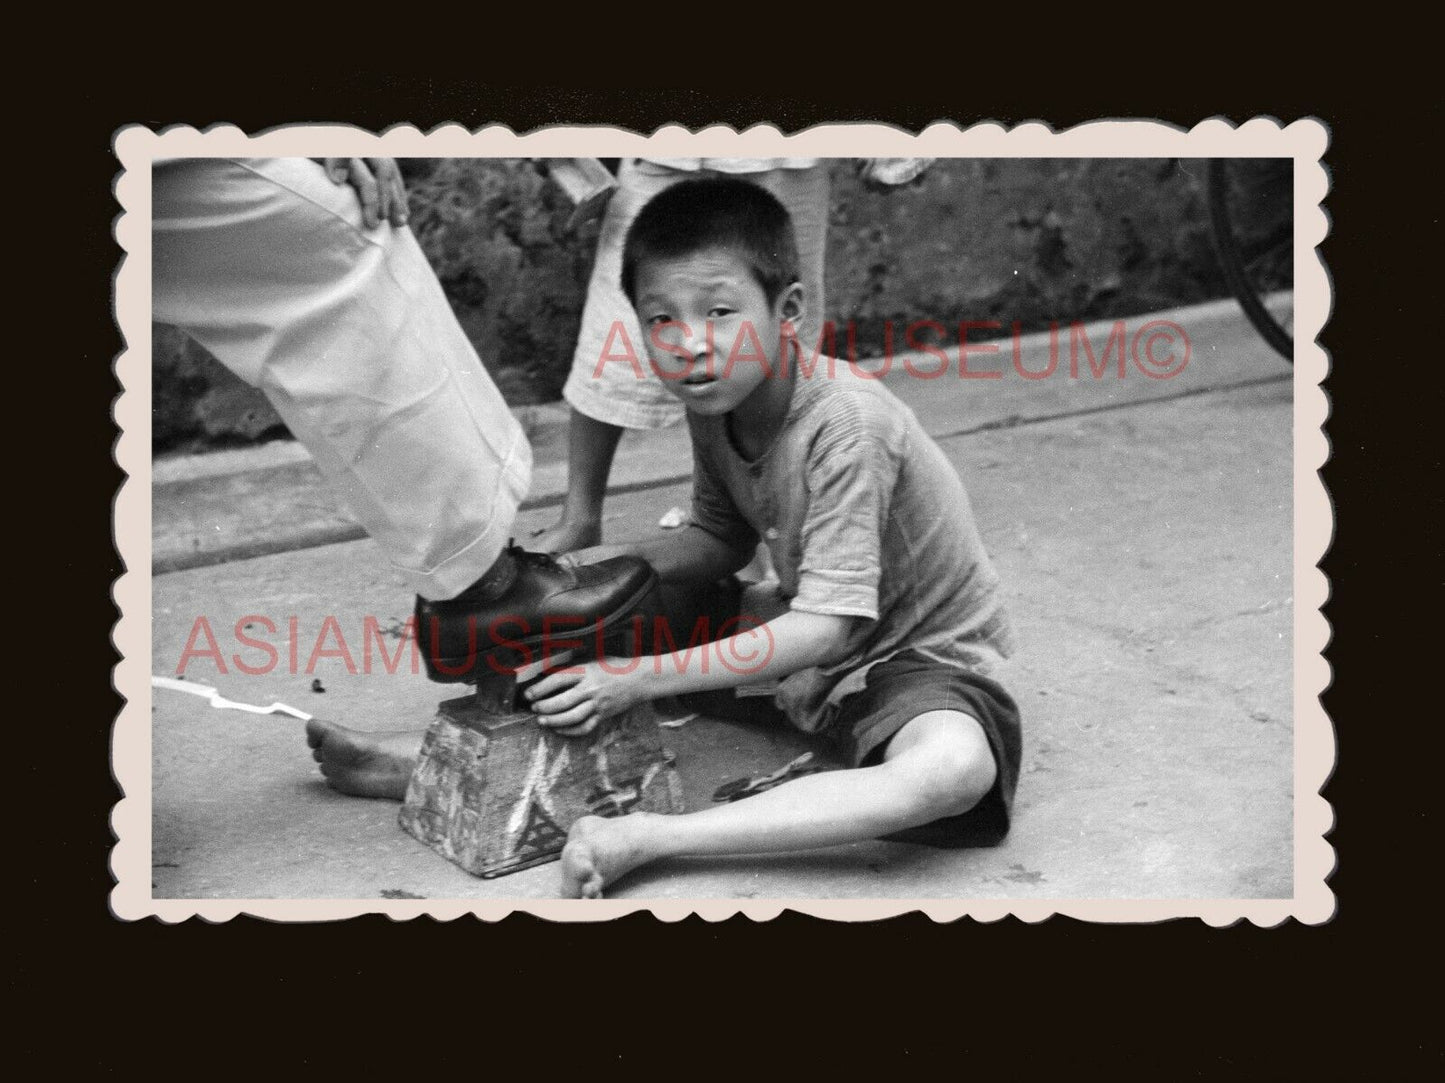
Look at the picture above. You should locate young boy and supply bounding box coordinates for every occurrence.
[304,176,1020,896]
[525,177,1021,897]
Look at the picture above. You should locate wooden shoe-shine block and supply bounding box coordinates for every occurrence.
[398,689,683,879]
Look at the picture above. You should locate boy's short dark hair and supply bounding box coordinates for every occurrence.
[621,177,801,306]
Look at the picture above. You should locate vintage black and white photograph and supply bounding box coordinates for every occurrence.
[113,123,1330,919]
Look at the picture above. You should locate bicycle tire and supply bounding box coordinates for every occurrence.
[1206,159,1293,363]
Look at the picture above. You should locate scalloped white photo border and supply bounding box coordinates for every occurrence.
[111,119,1332,924]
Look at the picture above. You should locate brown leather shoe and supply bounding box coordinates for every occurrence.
[414,544,658,683]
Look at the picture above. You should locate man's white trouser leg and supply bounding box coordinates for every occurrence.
[152,158,531,599]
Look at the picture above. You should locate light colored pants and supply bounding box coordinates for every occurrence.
[562,159,831,430]
[152,158,531,600]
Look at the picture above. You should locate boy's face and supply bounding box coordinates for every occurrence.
[632,246,803,417]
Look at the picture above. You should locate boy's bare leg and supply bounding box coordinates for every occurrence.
[305,719,425,800]
[532,409,625,553]
[559,710,998,898]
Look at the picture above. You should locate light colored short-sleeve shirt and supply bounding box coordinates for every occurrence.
[687,358,1015,733]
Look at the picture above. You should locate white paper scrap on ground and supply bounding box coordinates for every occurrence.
[658,506,689,529]
[646,696,698,728]
[151,676,314,721]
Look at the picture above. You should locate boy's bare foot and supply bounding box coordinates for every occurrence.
[531,517,602,555]
[559,814,656,898]
[304,719,423,800]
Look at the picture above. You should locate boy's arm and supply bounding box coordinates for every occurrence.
[642,608,857,697]
[524,607,859,734]
[564,425,758,581]
[565,524,751,583]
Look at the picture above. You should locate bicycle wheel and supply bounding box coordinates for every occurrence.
[1207,159,1293,363]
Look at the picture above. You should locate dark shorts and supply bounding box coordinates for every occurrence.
[838,649,1022,848]
[662,579,1022,848]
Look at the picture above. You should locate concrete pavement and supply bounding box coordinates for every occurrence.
[148,296,1296,900]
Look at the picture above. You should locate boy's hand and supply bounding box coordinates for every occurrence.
[525,660,643,736]
[323,157,409,229]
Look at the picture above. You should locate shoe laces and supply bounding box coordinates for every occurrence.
[506,539,562,569]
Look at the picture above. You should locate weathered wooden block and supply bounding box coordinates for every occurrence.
[398,689,683,879]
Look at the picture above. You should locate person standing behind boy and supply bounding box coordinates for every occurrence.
[532,157,830,554]
[525,177,1021,897]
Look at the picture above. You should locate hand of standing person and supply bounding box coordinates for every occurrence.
[322,157,410,228]
[857,158,936,192]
